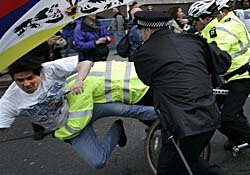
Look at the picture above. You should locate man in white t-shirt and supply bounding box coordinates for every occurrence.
[234,8,250,32]
[0,53,157,169]
[234,0,250,32]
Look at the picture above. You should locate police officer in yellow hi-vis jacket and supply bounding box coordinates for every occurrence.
[0,54,157,169]
[189,0,250,150]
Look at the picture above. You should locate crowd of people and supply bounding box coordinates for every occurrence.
[1,0,250,174]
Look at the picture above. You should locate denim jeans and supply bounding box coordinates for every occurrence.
[113,32,125,45]
[71,103,157,169]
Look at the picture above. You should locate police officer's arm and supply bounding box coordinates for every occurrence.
[207,42,232,74]
[71,60,93,95]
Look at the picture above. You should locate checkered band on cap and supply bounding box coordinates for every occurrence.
[137,19,168,28]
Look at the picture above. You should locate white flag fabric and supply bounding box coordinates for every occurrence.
[0,0,132,72]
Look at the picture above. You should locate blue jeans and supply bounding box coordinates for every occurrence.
[71,103,157,169]
[113,32,125,45]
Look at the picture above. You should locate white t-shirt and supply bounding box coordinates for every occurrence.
[0,56,78,130]
[235,9,250,32]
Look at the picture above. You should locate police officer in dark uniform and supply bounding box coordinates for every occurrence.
[134,11,229,175]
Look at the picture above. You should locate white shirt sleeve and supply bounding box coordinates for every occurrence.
[0,88,18,128]
[42,56,78,80]
[234,9,244,19]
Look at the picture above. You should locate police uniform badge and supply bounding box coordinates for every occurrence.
[209,27,217,38]
[224,17,231,23]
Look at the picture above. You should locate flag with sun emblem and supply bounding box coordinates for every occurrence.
[0,0,132,72]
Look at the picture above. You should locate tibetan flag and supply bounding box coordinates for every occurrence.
[0,0,132,72]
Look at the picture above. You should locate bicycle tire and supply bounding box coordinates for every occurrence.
[144,119,211,175]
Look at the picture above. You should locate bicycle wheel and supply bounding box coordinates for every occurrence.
[144,119,161,175]
[144,119,211,175]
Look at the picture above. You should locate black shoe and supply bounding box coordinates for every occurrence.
[115,120,127,147]
[33,131,45,140]
[32,123,45,140]
[224,139,244,150]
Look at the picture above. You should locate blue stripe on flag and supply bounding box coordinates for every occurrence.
[0,0,40,39]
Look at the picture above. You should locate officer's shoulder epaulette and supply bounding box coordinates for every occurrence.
[209,27,217,38]
[224,17,231,23]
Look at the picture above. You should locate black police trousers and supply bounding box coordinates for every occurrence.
[157,130,224,175]
[219,78,250,144]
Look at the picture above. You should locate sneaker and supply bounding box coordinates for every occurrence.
[115,119,127,147]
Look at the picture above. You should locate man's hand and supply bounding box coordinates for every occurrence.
[177,18,188,25]
[71,60,93,95]
[95,37,108,45]
[71,80,84,95]
[47,35,57,46]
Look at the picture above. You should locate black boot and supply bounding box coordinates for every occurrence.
[32,123,45,140]
[114,120,127,147]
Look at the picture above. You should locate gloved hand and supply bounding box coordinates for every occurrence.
[155,109,175,144]
[161,128,174,144]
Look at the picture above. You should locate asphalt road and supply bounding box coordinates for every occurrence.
[1,52,250,175]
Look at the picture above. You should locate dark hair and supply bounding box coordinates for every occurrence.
[241,0,250,9]
[8,53,43,79]
[241,0,250,5]
[131,1,138,7]
[167,7,180,19]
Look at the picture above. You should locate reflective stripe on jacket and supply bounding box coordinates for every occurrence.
[55,61,149,140]
[201,18,250,82]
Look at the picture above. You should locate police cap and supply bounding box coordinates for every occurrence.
[134,11,172,28]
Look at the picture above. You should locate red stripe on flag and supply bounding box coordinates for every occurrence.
[0,0,30,18]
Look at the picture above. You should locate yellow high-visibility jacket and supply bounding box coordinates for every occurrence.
[55,61,149,140]
[220,11,249,41]
[201,17,250,82]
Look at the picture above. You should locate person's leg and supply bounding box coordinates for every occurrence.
[71,121,122,169]
[114,32,122,45]
[220,79,250,144]
[180,131,224,175]
[92,103,157,122]
[157,131,224,175]
[71,103,156,169]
